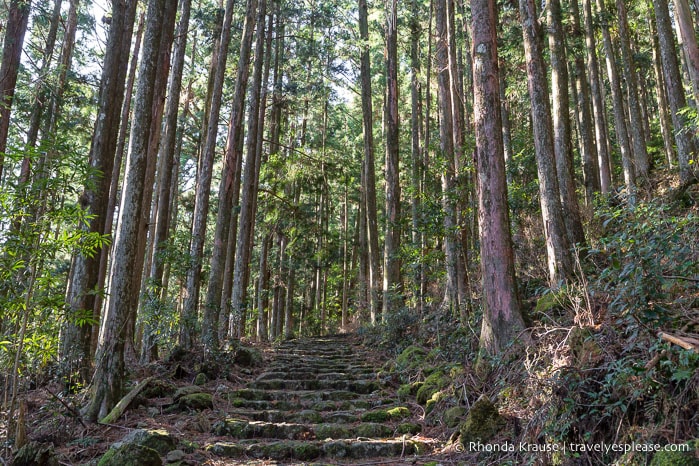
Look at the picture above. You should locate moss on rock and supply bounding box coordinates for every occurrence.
[416,371,449,405]
[395,345,428,372]
[115,429,176,455]
[177,392,213,411]
[361,410,389,423]
[386,406,410,420]
[650,444,699,466]
[443,406,467,428]
[98,444,162,466]
[458,396,505,445]
[12,441,58,466]
[396,422,422,435]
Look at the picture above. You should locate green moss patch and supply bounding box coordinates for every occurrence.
[458,396,505,445]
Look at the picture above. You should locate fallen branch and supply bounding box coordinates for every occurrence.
[99,376,154,425]
[658,332,697,351]
[661,275,699,283]
[44,386,87,429]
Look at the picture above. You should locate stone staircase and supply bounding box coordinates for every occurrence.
[207,334,436,464]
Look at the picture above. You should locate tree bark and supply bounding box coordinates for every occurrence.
[582,0,612,194]
[0,0,32,181]
[648,12,675,167]
[180,0,236,348]
[519,0,573,285]
[471,0,527,355]
[547,0,586,247]
[61,0,138,383]
[83,0,169,422]
[653,0,698,184]
[383,0,402,316]
[673,0,699,105]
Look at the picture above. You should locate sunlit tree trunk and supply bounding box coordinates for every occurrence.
[383,0,402,316]
[519,0,573,285]
[616,0,649,181]
[0,0,31,181]
[673,0,699,105]
[653,0,698,185]
[230,0,269,337]
[61,0,138,383]
[471,0,527,355]
[180,0,236,348]
[83,0,169,421]
[409,0,423,313]
[648,13,675,167]
[358,0,382,323]
[582,0,612,194]
[569,0,600,205]
[547,0,585,247]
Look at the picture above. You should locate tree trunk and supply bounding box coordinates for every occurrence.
[596,0,636,200]
[180,0,236,348]
[409,0,423,313]
[0,0,31,181]
[358,0,382,323]
[519,0,573,285]
[229,0,269,337]
[256,232,271,341]
[569,0,600,205]
[61,0,138,383]
[383,0,402,316]
[471,0,527,355]
[648,13,676,167]
[653,0,698,184]
[547,0,585,248]
[582,0,612,194]
[201,0,259,349]
[83,0,169,422]
[673,0,699,105]
[616,0,650,181]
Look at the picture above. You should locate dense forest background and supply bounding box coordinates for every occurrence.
[0,0,698,463]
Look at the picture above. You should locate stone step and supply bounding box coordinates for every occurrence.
[248,378,382,393]
[227,397,376,412]
[213,418,397,440]
[264,364,376,375]
[207,438,425,461]
[256,370,376,381]
[224,405,412,424]
[229,388,362,402]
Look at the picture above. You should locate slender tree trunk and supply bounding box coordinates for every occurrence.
[653,0,698,184]
[596,0,636,200]
[648,13,675,167]
[569,0,600,205]
[547,0,585,247]
[358,0,382,323]
[61,0,138,383]
[256,233,271,341]
[230,0,269,337]
[0,0,32,182]
[409,0,423,313]
[180,0,236,348]
[383,0,402,315]
[83,0,169,422]
[201,0,259,349]
[616,0,649,181]
[674,0,699,105]
[519,0,573,285]
[499,63,513,183]
[582,0,612,194]
[471,0,527,355]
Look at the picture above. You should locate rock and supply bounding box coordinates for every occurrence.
[396,422,422,435]
[361,409,389,422]
[13,441,58,466]
[166,449,185,462]
[458,396,505,445]
[386,406,410,420]
[398,382,422,400]
[172,385,203,402]
[443,406,467,428]
[235,346,263,367]
[98,444,162,466]
[177,392,213,411]
[194,373,207,386]
[395,345,427,372]
[115,429,176,455]
[416,370,449,405]
[142,379,176,398]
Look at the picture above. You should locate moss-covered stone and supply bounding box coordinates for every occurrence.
[386,406,410,420]
[361,410,389,422]
[458,396,505,445]
[98,444,162,466]
[396,422,422,435]
[194,373,208,386]
[534,290,569,314]
[12,441,58,466]
[425,390,447,414]
[354,423,393,438]
[235,346,263,367]
[177,392,213,411]
[443,406,467,428]
[291,409,323,423]
[650,445,699,466]
[172,385,203,402]
[416,371,449,405]
[115,429,176,455]
[314,423,352,439]
[397,382,422,400]
[142,379,176,398]
[395,345,428,372]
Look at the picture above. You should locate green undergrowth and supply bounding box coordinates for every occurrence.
[361,193,699,465]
